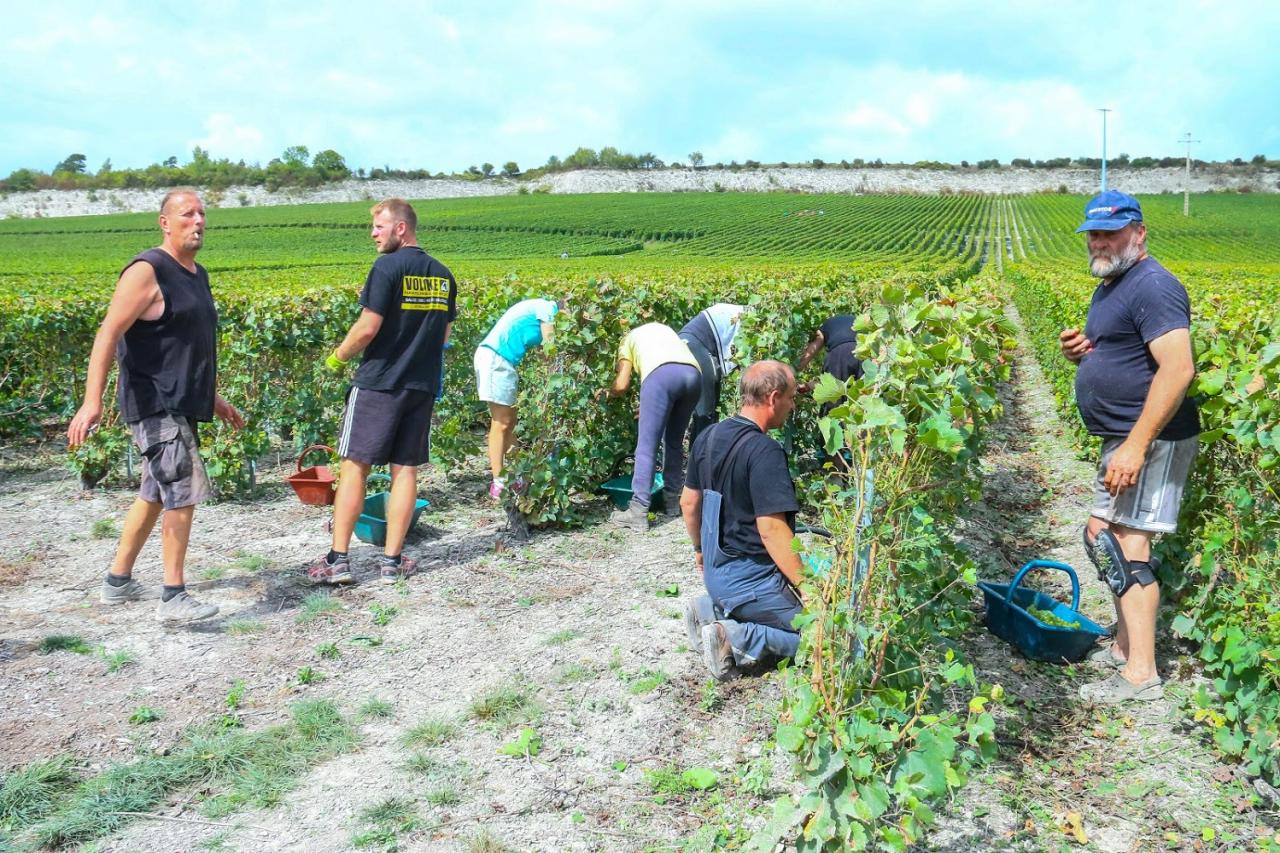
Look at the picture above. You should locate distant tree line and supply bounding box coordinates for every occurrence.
[2,146,1275,194]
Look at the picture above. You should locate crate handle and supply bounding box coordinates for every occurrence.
[1006,560,1080,612]
[296,444,334,473]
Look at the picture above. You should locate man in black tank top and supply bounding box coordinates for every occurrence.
[68,189,245,624]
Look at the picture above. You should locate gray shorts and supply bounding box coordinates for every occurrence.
[1092,435,1197,533]
[129,413,212,509]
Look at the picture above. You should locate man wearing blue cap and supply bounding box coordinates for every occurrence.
[1059,190,1198,704]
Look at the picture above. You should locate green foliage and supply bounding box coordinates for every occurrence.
[496,727,541,758]
[359,697,395,720]
[98,647,135,673]
[758,277,1012,850]
[296,590,342,623]
[0,755,80,834]
[467,683,538,729]
[90,517,118,539]
[128,706,161,725]
[38,635,91,655]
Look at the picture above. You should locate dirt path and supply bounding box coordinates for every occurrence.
[0,456,785,851]
[931,303,1278,851]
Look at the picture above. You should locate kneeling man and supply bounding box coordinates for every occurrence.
[680,360,804,680]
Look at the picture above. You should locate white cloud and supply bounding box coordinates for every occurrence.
[190,114,266,160]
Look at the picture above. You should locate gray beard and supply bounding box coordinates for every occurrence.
[1089,244,1142,279]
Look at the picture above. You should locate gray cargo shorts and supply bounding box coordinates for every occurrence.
[1092,435,1197,533]
[128,413,212,509]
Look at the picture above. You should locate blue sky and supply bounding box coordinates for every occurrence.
[2,1,1276,175]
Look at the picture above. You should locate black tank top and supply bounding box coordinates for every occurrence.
[115,249,218,423]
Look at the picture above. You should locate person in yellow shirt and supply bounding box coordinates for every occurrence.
[598,322,701,530]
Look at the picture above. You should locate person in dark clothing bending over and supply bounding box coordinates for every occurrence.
[679,360,803,681]
[678,303,747,444]
[68,188,245,624]
[797,313,863,388]
[1061,190,1198,705]
[308,198,456,585]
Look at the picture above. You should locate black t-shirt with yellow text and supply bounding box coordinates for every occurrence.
[353,247,457,393]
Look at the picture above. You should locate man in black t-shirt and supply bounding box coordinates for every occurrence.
[307,198,457,586]
[679,360,803,681]
[1060,190,1198,705]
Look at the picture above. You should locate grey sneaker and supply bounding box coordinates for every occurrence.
[1079,671,1163,704]
[155,591,219,623]
[100,576,144,605]
[1087,645,1126,669]
[684,594,716,653]
[701,621,740,682]
[609,502,649,531]
[379,555,418,584]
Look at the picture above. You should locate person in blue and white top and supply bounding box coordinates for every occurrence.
[474,297,562,499]
[679,303,748,444]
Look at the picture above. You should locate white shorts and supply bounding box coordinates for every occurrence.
[1092,435,1197,533]
[474,346,518,407]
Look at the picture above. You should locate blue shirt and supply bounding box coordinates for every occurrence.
[479,298,557,366]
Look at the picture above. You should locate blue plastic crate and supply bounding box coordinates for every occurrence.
[978,560,1108,662]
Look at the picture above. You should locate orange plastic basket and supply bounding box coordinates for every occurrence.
[286,444,337,506]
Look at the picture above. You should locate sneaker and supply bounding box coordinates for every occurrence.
[155,591,219,623]
[609,502,649,532]
[1079,671,1163,704]
[379,555,418,584]
[100,576,144,605]
[683,594,716,653]
[306,553,353,585]
[488,480,505,501]
[701,621,739,682]
[1087,645,1127,669]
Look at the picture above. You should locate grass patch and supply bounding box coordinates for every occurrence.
[18,699,356,848]
[38,635,91,655]
[401,717,457,749]
[557,662,595,683]
[467,683,539,729]
[351,795,421,849]
[425,784,460,806]
[358,696,394,720]
[466,829,508,853]
[316,641,341,660]
[369,604,398,626]
[0,755,80,835]
[128,706,161,725]
[90,518,117,539]
[295,666,324,686]
[403,752,439,775]
[231,553,271,572]
[621,667,669,695]
[225,680,246,711]
[200,566,227,581]
[98,647,136,673]
[542,628,579,646]
[296,591,342,624]
[224,618,264,636]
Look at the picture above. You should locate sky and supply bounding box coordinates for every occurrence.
[2,1,1277,176]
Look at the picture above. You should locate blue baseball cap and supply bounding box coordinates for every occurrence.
[1075,190,1143,232]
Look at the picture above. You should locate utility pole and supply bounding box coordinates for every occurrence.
[1179,132,1200,216]
[1098,108,1112,192]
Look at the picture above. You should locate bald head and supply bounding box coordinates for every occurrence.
[741,360,795,406]
[160,187,201,215]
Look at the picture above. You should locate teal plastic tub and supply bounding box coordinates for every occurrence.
[598,473,665,511]
[353,474,430,546]
[978,560,1109,662]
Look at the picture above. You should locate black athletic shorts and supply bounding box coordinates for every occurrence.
[337,387,435,466]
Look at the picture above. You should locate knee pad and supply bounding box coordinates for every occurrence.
[1089,527,1157,596]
